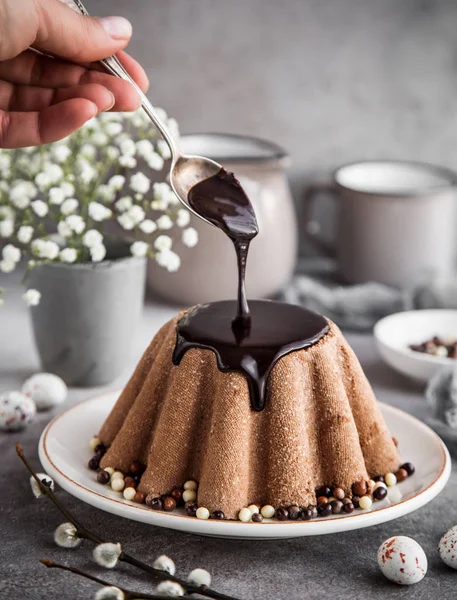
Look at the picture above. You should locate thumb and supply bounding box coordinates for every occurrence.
[34,0,133,63]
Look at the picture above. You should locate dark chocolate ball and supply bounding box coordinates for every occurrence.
[395,468,408,482]
[170,488,184,504]
[129,460,145,475]
[94,443,106,456]
[301,508,314,521]
[330,500,343,514]
[147,497,163,510]
[401,462,415,477]
[308,505,318,519]
[185,502,198,517]
[373,486,387,501]
[374,475,385,483]
[343,501,355,514]
[275,507,289,521]
[288,505,301,520]
[252,512,263,523]
[162,496,177,512]
[211,510,225,520]
[316,486,331,498]
[88,456,100,470]
[317,502,332,517]
[134,491,145,504]
[352,481,367,497]
[97,470,110,484]
[352,495,360,508]
[124,476,136,489]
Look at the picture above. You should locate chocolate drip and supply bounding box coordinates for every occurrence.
[173,300,329,411]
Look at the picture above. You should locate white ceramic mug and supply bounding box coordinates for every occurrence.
[304,160,457,287]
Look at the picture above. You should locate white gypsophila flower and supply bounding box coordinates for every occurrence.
[115,197,132,212]
[83,116,99,131]
[153,182,172,203]
[54,522,81,549]
[182,227,198,248]
[30,473,54,499]
[48,187,66,205]
[31,200,49,218]
[60,181,75,198]
[90,243,106,263]
[0,206,14,221]
[23,289,41,306]
[83,229,103,248]
[117,213,134,231]
[119,155,137,169]
[130,172,151,195]
[10,180,38,208]
[78,161,96,185]
[108,175,126,191]
[0,219,14,238]
[35,172,51,190]
[93,542,122,569]
[157,139,172,160]
[95,587,125,600]
[156,581,184,597]
[139,219,157,234]
[156,215,173,230]
[130,241,148,258]
[61,198,78,215]
[105,122,123,137]
[187,568,211,588]
[60,248,78,263]
[127,205,145,226]
[100,111,122,123]
[17,225,34,244]
[120,139,136,156]
[52,144,71,163]
[66,215,85,235]
[81,143,96,160]
[156,249,180,272]
[43,240,60,260]
[57,220,72,238]
[96,185,116,204]
[154,235,172,252]
[45,163,64,184]
[0,181,9,194]
[2,244,21,263]
[153,555,176,576]
[91,132,109,147]
[89,202,112,222]
[147,152,164,171]
[176,209,191,228]
[106,146,120,160]
[0,259,15,273]
[136,139,154,159]
[0,152,11,170]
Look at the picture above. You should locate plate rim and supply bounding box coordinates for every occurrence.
[39,391,452,539]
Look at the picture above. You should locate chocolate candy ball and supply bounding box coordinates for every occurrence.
[134,491,145,504]
[252,512,263,523]
[301,508,314,520]
[211,510,225,520]
[129,460,145,475]
[317,502,332,517]
[170,488,184,504]
[162,496,176,512]
[401,462,415,477]
[332,487,345,500]
[343,501,355,514]
[374,475,385,483]
[275,507,289,521]
[331,500,343,514]
[147,497,163,511]
[288,505,301,520]
[395,468,408,482]
[317,496,329,505]
[124,477,136,489]
[88,456,100,471]
[352,480,367,497]
[185,502,198,517]
[308,505,318,519]
[373,486,388,501]
[94,444,106,456]
[352,495,360,508]
[316,486,331,498]
[97,470,110,484]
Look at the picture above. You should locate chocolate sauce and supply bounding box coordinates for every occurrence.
[176,167,329,411]
[187,168,258,329]
[173,300,329,411]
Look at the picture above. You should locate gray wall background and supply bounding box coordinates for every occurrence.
[94,0,457,246]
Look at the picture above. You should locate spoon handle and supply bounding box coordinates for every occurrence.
[66,0,181,160]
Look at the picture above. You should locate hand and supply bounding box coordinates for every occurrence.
[0,0,149,148]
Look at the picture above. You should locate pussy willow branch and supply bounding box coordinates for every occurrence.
[16,444,245,600]
[40,560,175,600]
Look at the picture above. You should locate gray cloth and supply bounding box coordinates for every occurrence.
[282,272,457,331]
[426,363,457,449]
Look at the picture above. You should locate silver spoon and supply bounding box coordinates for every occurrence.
[62,0,222,226]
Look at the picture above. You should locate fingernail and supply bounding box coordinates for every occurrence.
[98,16,132,40]
[99,91,116,113]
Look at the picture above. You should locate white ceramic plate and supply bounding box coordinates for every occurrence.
[374,310,457,384]
[39,391,451,540]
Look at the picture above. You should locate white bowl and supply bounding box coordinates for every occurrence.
[374,309,457,384]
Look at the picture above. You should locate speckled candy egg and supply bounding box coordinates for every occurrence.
[439,526,457,569]
[377,536,427,585]
[0,391,36,431]
[22,373,67,411]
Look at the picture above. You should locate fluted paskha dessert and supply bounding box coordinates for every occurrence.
[99,311,400,520]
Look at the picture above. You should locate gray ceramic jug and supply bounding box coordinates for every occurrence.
[147,133,298,305]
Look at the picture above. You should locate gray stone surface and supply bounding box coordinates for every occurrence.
[0,275,456,600]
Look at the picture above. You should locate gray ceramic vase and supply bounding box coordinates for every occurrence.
[28,253,146,386]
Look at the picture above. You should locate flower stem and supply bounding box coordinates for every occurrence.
[17,445,246,600]
[40,560,174,600]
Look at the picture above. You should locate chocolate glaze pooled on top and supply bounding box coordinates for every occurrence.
[173,300,329,411]
[174,167,329,411]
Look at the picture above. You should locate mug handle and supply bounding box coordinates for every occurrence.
[303,181,338,258]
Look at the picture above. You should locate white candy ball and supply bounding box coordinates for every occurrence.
[0,391,36,431]
[238,507,252,522]
[359,496,372,510]
[196,507,210,520]
[377,536,427,585]
[89,436,101,451]
[182,489,197,503]
[123,487,136,501]
[111,478,125,492]
[22,373,67,411]
[385,473,397,487]
[260,505,275,519]
[439,526,457,569]
[183,480,198,491]
[247,504,260,515]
